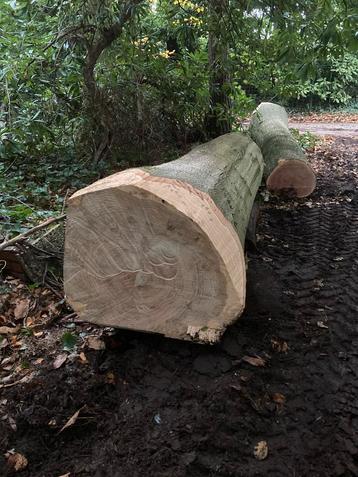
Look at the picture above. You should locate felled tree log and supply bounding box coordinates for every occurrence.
[64,133,263,343]
[249,102,316,197]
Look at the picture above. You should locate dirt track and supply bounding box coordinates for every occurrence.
[1,137,358,476]
[289,122,358,137]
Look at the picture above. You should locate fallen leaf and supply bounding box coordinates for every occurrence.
[154,413,162,425]
[254,441,268,460]
[105,371,115,384]
[14,299,30,320]
[53,354,67,369]
[34,331,44,337]
[0,326,19,335]
[242,355,266,367]
[87,336,105,350]
[5,452,28,471]
[0,338,9,349]
[79,352,88,364]
[34,358,44,365]
[317,321,329,329]
[8,416,17,431]
[271,338,289,353]
[25,317,34,327]
[272,393,286,406]
[58,408,82,434]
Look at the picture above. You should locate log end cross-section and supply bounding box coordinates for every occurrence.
[64,169,246,343]
[267,158,316,198]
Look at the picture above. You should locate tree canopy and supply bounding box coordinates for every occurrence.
[0,0,357,166]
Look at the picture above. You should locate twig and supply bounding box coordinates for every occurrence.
[0,158,17,176]
[0,214,66,252]
[45,282,64,300]
[61,189,70,214]
[0,373,32,389]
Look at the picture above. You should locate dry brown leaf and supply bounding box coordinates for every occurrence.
[25,317,35,327]
[0,338,9,349]
[58,408,82,434]
[0,326,19,335]
[272,393,286,405]
[13,298,30,320]
[34,331,44,337]
[254,441,268,460]
[79,352,88,364]
[105,371,115,384]
[271,338,289,353]
[242,355,266,367]
[6,452,28,471]
[53,354,67,369]
[87,336,105,350]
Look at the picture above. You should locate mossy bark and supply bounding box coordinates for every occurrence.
[149,132,264,245]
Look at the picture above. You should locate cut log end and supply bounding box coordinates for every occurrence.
[266,159,316,198]
[64,169,246,343]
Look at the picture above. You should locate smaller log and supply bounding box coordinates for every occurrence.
[249,102,316,197]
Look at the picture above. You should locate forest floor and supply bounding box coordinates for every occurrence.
[1,121,358,476]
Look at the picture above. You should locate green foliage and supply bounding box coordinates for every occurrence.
[20,327,33,337]
[0,0,356,239]
[290,129,319,151]
[61,332,77,351]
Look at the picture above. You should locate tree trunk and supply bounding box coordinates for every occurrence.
[205,0,232,138]
[249,102,316,197]
[64,133,263,343]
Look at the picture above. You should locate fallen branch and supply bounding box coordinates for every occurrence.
[0,214,66,252]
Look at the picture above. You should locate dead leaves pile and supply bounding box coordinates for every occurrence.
[0,278,66,388]
[290,112,358,123]
[1,278,63,337]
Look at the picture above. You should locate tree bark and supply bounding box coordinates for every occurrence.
[82,1,143,162]
[249,102,316,197]
[205,0,232,138]
[64,132,264,343]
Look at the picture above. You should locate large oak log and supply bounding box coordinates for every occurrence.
[249,102,316,197]
[64,133,263,343]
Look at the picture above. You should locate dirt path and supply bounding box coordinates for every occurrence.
[289,121,358,137]
[1,138,358,476]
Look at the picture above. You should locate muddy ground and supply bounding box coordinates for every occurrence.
[1,135,358,477]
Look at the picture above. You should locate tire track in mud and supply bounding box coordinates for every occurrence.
[253,197,358,476]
